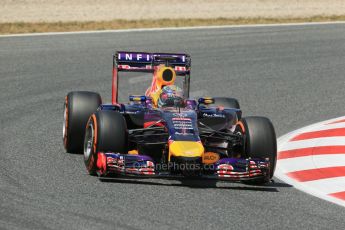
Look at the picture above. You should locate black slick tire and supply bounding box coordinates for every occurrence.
[237,116,277,184]
[84,110,128,175]
[63,91,101,153]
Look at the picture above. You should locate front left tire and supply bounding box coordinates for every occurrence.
[84,110,128,175]
[237,116,277,184]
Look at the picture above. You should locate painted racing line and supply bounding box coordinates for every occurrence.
[276,116,345,207]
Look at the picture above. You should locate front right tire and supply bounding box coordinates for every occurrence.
[63,91,101,153]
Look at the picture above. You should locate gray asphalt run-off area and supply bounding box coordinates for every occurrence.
[1,24,345,230]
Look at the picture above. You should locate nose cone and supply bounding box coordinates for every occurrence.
[169,141,204,160]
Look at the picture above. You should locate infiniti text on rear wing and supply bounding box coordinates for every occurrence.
[114,51,191,75]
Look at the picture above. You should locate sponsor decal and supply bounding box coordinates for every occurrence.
[172,113,188,117]
[202,113,225,118]
[125,111,140,114]
[202,152,220,164]
[174,132,193,136]
[172,117,193,130]
[172,118,191,121]
[118,52,186,62]
[118,53,151,61]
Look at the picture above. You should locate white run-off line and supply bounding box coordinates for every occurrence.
[275,116,345,207]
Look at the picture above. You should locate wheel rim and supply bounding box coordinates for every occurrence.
[84,122,94,160]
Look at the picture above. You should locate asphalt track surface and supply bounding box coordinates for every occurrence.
[1,24,345,230]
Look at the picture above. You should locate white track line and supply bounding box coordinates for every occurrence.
[276,116,345,207]
[1,21,345,38]
[278,154,345,173]
[275,172,345,206]
[307,122,345,131]
[279,137,345,151]
[303,176,345,194]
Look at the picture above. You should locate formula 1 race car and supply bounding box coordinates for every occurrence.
[63,51,277,184]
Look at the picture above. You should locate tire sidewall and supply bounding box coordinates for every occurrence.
[84,114,98,175]
[63,96,69,150]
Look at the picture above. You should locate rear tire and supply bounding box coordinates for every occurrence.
[84,110,128,175]
[63,91,101,153]
[238,116,277,184]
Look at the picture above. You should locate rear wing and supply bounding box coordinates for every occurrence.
[112,51,191,104]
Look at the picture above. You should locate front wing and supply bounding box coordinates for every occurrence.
[95,152,270,182]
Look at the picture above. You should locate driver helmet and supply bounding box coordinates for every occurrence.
[157,85,184,107]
